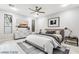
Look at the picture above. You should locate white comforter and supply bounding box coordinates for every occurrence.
[26,34,61,54]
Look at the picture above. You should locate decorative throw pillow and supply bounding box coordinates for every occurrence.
[56,31,60,34]
[46,31,56,34]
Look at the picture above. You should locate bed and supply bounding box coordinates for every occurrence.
[24,29,64,54]
[25,33,63,54]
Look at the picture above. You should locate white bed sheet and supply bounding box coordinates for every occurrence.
[26,34,61,54]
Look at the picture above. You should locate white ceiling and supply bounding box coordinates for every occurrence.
[0,4,79,17]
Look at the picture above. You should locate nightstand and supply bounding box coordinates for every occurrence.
[64,36,78,46]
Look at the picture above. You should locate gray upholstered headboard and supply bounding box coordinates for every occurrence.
[45,29,64,42]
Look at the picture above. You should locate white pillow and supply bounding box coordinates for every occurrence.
[56,31,60,34]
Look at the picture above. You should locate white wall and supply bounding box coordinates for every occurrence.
[0,11,16,34]
[0,11,17,41]
[16,15,34,31]
[48,7,79,37]
[35,17,48,33]
[0,10,30,41]
[35,7,79,38]
[0,10,29,34]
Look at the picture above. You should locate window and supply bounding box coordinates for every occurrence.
[4,14,12,33]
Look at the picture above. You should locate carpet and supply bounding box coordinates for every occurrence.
[17,42,69,54]
[17,42,45,54]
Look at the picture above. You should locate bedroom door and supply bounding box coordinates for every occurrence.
[32,20,35,32]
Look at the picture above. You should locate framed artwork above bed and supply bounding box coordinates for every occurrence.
[48,17,60,27]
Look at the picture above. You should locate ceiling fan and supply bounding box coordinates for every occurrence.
[29,6,45,15]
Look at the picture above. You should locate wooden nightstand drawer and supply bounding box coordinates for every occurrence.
[64,36,78,46]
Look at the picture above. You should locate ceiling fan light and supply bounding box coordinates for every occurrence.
[33,13,39,17]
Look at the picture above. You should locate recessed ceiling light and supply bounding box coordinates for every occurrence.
[9,4,15,7]
[10,7,18,11]
[61,4,70,7]
[9,4,18,11]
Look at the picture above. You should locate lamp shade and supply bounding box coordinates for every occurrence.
[18,20,28,28]
[20,20,28,25]
[64,27,72,36]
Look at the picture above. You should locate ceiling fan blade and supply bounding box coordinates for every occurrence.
[37,7,42,11]
[38,11,45,13]
[29,8,35,11]
[29,6,45,14]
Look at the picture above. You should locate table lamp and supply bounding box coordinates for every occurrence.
[64,27,72,36]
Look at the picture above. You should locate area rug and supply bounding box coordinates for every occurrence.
[17,42,45,54]
[17,42,69,54]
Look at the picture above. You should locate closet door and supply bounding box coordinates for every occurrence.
[32,20,35,32]
[4,14,12,33]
